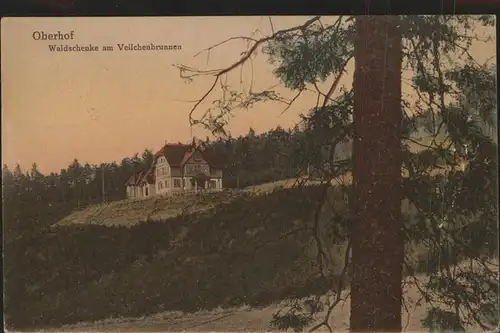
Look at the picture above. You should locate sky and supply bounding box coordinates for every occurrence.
[1,16,496,174]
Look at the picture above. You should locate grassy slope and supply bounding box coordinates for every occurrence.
[55,190,243,228]
[55,288,491,333]
[7,184,351,329]
[57,277,496,333]
[8,177,491,331]
[54,179,344,228]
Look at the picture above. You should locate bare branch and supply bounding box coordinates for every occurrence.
[321,55,353,108]
[182,16,321,79]
[193,36,258,58]
[175,16,322,126]
[309,240,352,333]
[268,17,275,35]
[430,18,448,146]
[187,78,219,125]
[248,55,255,93]
[280,89,305,115]
[311,180,334,281]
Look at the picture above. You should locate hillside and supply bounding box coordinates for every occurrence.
[6,183,352,330]
[54,178,347,228]
[50,255,500,332]
[54,273,498,333]
[52,288,427,332]
[55,190,244,228]
[6,179,496,331]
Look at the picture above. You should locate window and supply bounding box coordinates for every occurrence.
[210,180,217,189]
[190,164,206,174]
[174,179,181,188]
[165,180,169,188]
[144,186,149,196]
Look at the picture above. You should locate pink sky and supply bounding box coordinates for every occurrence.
[1,16,496,174]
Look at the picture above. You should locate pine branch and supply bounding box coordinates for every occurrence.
[174,16,322,126]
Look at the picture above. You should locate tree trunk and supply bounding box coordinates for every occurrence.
[350,16,403,332]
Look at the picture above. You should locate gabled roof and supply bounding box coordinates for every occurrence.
[126,143,225,187]
[155,143,223,169]
[180,151,194,166]
[155,144,191,167]
[126,167,155,186]
[138,166,155,185]
[125,171,144,186]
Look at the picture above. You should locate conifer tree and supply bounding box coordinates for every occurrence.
[176,15,498,331]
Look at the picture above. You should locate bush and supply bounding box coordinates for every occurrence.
[5,186,344,330]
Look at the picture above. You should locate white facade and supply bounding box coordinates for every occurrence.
[126,146,223,200]
[155,155,172,195]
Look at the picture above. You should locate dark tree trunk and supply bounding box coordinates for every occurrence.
[350,16,404,332]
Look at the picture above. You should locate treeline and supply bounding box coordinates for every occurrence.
[2,123,341,329]
[3,126,304,205]
[3,125,333,239]
[208,126,307,188]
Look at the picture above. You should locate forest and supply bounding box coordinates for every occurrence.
[2,123,338,241]
[2,14,498,333]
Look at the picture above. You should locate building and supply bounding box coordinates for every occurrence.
[125,143,223,199]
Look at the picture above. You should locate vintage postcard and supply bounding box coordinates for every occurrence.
[2,16,498,332]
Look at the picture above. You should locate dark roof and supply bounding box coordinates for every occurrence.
[155,143,223,169]
[155,144,191,167]
[180,151,194,166]
[126,143,225,186]
[125,171,144,186]
[138,166,155,185]
[126,167,155,186]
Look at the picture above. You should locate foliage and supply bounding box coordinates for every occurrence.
[421,308,465,333]
[176,15,498,332]
[3,14,497,332]
[4,185,350,329]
